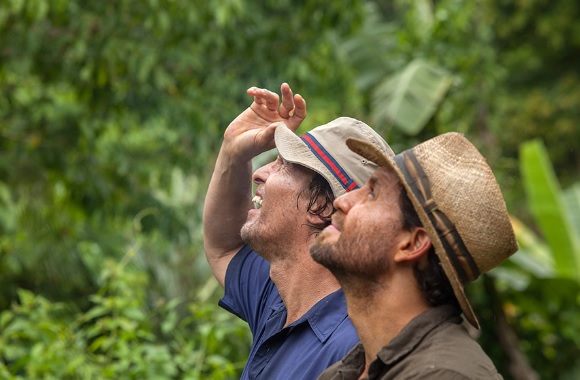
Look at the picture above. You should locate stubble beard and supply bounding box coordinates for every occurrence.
[311,228,389,287]
[239,219,253,246]
[240,218,279,262]
[240,219,263,252]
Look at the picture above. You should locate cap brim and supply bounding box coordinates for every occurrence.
[346,137,480,329]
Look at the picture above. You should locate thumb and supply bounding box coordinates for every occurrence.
[255,121,281,150]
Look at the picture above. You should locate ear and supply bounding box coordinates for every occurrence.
[393,228,432,263]
[305,193,334,229]
[306,209,328,230]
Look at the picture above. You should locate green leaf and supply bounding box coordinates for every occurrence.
[510,216,554,278]
[520,140,580,282]
[563,183,580,236]
[371,59,452,135]
[81,306,110,322]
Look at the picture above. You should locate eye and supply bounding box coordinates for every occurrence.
[366,177,377,198]
[273,156,288,171]
[281,158,294,171]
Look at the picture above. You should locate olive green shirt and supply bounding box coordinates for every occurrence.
[317,305,503,380]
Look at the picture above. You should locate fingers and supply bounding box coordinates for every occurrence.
[279,83,295,119]
[246,83,306,131]
[292,94,306,121]
[247,87,280,112]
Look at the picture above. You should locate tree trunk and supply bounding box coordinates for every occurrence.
[483,275,539,380]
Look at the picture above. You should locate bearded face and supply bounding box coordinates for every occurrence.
[311,167,406,285]
[241,156,316,260]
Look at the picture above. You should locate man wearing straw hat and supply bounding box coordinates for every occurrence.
[311,132,519,379]
[203,83,393,379]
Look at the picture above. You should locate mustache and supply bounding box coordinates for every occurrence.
[331,212,345,231]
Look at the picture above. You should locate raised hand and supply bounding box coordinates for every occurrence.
[203,83,307,284]
[224,83,307,161]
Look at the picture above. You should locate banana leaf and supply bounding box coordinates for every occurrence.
[563,183,580,236]
[520,139,580,282]
[510,216,554,278]
[371,59,453,135]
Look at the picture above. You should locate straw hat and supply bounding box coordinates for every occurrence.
[346,132,519,329]
[274,117,394,197]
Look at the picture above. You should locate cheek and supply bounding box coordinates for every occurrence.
[341,211,400,257]
[262,188,303,223]
[334,232,389,278]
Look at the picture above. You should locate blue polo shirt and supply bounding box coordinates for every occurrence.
[219,245,359,380]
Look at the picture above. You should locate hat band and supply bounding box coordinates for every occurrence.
[395,151,480,283]
[301,133,358,192]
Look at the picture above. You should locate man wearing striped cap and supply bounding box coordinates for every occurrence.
[203,83,393,380]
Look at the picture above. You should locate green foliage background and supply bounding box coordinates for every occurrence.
[0,0,579,378]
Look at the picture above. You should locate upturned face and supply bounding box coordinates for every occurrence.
[310,166,406,283]
[241,156,315,259]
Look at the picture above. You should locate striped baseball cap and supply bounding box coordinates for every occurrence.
[274,117,394,197]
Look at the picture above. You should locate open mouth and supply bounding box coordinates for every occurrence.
[252,195,263,209]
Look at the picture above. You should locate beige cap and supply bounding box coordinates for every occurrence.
[346,132,519,329]
[274,117,394,197]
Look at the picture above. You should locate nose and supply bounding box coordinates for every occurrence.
[252,161,274,185]
[333,189,359,214]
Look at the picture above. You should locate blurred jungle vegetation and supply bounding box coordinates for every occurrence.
[0,0,579,378]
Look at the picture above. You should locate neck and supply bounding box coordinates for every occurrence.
[269,246,341,326]
[341,270,430,378]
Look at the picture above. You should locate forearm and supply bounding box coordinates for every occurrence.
[203,143,253,278]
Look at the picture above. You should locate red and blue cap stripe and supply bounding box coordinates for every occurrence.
[300,132,359,192]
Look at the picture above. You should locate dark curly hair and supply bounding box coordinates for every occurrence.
[301,172,335,234]
[399,186,460,309]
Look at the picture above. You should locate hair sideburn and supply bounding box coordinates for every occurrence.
[303,172,335,234]
[399,186,460,309]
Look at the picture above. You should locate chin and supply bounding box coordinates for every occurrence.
[310,240,334,267]
[316,227,338,244]
[240,224,254,245]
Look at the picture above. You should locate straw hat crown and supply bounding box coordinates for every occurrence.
[410,132,518,274]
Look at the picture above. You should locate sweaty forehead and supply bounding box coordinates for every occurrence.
[285,158,317,180]
[367,166,402,203]
[373,166,399,186]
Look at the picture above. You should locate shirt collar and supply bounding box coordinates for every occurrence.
[333,343,366,378]
[268,288,350,343]
[375,305,462,367]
